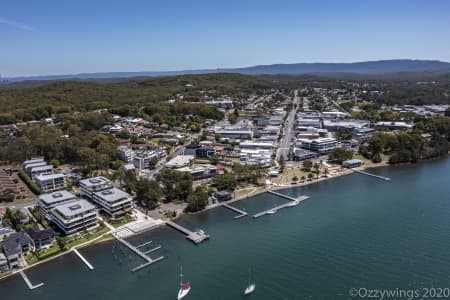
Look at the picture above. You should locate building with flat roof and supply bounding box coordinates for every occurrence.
[35,173,66,192]
[38,190,78,212]
[375,121,413,131]
[50,199,98,235]
[92,188,132,219]
[24,161,47,174]
[117,146,135,163]
[22,157,44,169]
[79,176,113,200]
[297,118,321,130]
[299,138,339,153]
[165,155,195,169]
[323,119,369,131]
[30,165,53,179]
[343,159,363,168]
[239,141,274,150]
[215,127,253,140]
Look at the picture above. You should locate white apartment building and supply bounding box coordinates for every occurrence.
[38,190,78,212]
[92,187,132,219]
[50,199,98,235]
[79,176,113,200]
[35,173,66,192]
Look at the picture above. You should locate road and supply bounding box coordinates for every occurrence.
[277,90,299,161]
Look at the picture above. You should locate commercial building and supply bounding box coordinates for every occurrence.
[38,190,78,212]
[293,148,319,161]
[299,138,339,153]
[92,188,132,219]
[375,121,413,131]
[322,111,349,119]
[176,164,217,180]
[239,141,274,150]
[195,146,216,159]
[323,119,369,131]
[24,161,47,175]
[79,176,113,200]
[342,159,364,168]
[165,155,195,169]
[50,199,98,235]
[297,118,321,130]
[35,173,66,192]
[215,127,253,140]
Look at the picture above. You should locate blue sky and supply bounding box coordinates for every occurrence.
[1,0,450,76]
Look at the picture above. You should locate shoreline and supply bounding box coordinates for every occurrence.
[0,159,432,282]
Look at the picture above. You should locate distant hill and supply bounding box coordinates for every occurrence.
[4,59,450,82]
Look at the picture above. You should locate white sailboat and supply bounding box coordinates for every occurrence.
[244,268,255,296]
[177,266,191,300]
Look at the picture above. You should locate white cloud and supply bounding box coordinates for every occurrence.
[0,17,38,32]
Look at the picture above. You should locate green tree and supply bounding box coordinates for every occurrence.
[135,178,161,209]
[328,148,353,163]
[302,160,313,171]
[212,173,237,191]
[186,187,209,212]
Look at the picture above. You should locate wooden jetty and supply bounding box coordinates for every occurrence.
[222,203,248,219]
[73,248,94,270]
[253,194,310,219]
[353,169,391,181]
[113,233,165,272]
[165,220,209,244]
[19,270,44,290]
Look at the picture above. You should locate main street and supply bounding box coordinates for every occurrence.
[277,90,299,161]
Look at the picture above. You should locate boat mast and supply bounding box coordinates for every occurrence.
[248,268,251,285]
[180,266,183,286]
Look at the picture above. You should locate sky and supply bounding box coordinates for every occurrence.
[1,0,450,77]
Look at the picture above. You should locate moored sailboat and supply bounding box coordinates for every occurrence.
[177,266,191,300]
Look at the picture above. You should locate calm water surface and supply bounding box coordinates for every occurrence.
[1,158,450,300]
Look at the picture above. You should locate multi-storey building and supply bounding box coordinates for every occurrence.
[35,173,66,192]
[92,187,132,219]
[50,199,98,235]
[79,176,112,200]
[38,190,78,212]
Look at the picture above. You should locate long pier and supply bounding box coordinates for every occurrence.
[253,194,310,218]
[19,271,44,290]
[73,248,94,270]
[353,169,391,181]
[165,220,209,244]
[223,203,248,219]
[267,190,298,201]
[113,233,165,272]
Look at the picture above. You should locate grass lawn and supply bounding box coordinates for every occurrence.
[65,225,110,249]
[110,215,134,228]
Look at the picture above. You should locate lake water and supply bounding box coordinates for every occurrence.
[1,158,450,300]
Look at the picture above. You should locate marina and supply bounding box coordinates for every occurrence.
[222,203,248,219]
[112,233,165,272]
